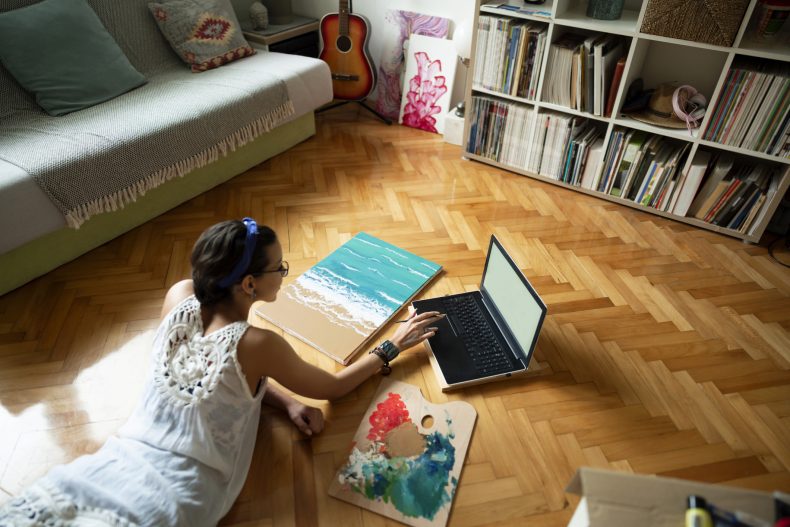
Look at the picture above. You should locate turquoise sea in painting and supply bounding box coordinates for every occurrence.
[285,233,441,337]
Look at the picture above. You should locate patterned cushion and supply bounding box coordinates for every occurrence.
[148,0,255,73]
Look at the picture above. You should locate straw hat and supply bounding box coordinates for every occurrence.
[627,83,687,129]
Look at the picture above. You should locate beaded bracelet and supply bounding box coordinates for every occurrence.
[369,340,400,376]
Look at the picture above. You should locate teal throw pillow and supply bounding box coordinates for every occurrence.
[149,0,255,73]
[0,0,146,116]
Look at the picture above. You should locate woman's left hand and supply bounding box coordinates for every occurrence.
[287,402,325,437]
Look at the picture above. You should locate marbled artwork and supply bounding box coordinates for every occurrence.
[372,10,450,121]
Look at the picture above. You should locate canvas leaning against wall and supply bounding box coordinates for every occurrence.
[373,9,450,121]
[399,33,457,134]
[255,232,442,365]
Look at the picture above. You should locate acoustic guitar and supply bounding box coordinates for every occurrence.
[319,0,376,101]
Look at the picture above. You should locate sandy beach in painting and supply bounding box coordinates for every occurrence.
[255,233,441,364]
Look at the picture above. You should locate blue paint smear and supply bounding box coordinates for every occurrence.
[349,431,457,520]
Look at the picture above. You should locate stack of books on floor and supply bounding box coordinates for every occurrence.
[703,61,790,158]
[595,129,691,211]
[473,16,547,99]
[686,154,780,233]
[542,32,626,117]
[466,97,605,183]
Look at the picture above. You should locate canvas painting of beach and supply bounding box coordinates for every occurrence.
[254,233,442,364]
[329,379,476,527]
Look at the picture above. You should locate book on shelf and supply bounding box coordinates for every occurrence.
[484,2,552,18]
[605,57,626,118]
[582,35,603,114]
[672,150,712,217]
[608,131,648,197]
[594,35,623,117]
[704,61,790,158]
[580,138,605,190]
[684,156,777,233]
[543,33,586,108]
[689,154,735,219]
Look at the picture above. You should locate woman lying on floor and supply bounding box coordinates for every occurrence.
[0,218,443,527]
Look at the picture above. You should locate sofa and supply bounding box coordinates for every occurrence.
[0,0,332,295]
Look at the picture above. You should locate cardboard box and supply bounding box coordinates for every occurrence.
[566,468,775,527]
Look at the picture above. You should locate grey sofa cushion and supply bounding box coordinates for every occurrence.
[0,0,147,116]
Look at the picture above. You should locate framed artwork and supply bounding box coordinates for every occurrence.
[254,232,441,365]
[399,34,457,134]
[329,379,476,527]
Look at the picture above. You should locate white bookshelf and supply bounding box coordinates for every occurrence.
[463,0,790,243]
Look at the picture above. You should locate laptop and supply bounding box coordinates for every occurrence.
[412,235,547,390]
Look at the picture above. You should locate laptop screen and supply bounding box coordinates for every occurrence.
[481,237,546,358]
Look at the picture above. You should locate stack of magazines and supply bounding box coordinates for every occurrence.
[473,16,547,99]
[542,32,626,116]
[703,61,789,158]
[466,97,604,185]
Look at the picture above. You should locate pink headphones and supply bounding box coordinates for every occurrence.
[672,85,707,133]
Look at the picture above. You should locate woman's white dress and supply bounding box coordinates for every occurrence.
[0,295,267,527]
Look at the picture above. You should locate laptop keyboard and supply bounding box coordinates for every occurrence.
[442,295,513,375]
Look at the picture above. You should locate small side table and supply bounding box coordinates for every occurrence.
[243,15,320,57]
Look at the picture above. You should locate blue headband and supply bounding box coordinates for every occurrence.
[218,217,258,288]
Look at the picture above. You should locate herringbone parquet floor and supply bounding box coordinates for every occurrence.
[1,106,789,526]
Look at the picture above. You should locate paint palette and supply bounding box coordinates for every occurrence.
[329,379,476,527]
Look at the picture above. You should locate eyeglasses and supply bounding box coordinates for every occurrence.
[259,260,289,277]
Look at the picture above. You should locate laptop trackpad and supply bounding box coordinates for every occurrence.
[424,319,481,384]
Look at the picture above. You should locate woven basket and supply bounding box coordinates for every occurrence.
[641,0,749,47]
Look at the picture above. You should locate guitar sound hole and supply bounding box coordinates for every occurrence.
[336,35,352,53]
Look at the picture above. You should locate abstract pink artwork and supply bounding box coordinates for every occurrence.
[401,52,447,133]
[398,35,457,134]
[373,11,450,121]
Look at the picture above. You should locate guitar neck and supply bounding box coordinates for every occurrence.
[339,0,349,37]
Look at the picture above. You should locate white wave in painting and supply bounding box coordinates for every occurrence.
[339,261,361,273]
[377,290,403,306]
[384,246,408,259]
[419,261,439,272]
[392,279,411,289]
[315,266,359,287]
[355,237,382,249]
[342,247,365,261]
[408,268,430,279]
[381,254,408,269]
[367,266,387,279]
[286,270,391,337]
[344,246,387,266]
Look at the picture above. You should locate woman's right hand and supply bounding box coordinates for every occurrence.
[389,310,445,352]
